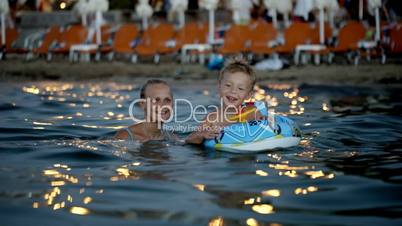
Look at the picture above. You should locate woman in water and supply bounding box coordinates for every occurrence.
[114,79,177,143]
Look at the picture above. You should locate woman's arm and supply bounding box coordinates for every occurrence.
[114,130,129,140]
[185,130,206,144]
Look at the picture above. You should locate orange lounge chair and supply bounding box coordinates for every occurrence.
[134,23,176,63]
[327,21,366,63]
[390,24,402,54]
[174,22,207,51]
[197,23,209,44]
[91,24,111,45]
[275,22,312,54]
[50,24,88,59]
[28,26,63,60]
[103,23,138,61]
[175,22,200,47]
[310,22,333,45]
[249,20,278,56]
[100,23,138,60]
[178,23,211,63]
[3,27,19,50]
[82,24,113,61]
[218,24,251,55]
[63,24,112,62]
[386,24,402,61]
[7,28,34,54]
[300,22,333,64]
[0,27,19,59]
[97,24,137,61]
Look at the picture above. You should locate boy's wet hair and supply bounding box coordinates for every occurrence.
[140,79,171,98]
[219,58,256,90]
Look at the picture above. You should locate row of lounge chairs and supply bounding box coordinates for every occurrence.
[1,19,401,64]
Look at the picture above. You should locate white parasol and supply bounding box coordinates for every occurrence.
[275,0,292,27]
[199,0,219,44]
[136,0,153,30]
[90,0,108,45]
[313,0,339,44]
[170,0,188,29]
[325,0,339,29]
[313,0,330,44]
[367,0,381,41]
[264,0,293,28]
[0,0,10,47]
[294,0,314,21]
[229,0,253,25]
[73,0,90,26]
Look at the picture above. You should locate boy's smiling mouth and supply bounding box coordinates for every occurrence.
[225,95,239,103]
[153,108,170,119]
[160,109,170,116]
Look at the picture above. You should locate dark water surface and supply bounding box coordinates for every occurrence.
[0,81,401,226]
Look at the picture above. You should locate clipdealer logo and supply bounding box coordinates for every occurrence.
[128,98,276,136]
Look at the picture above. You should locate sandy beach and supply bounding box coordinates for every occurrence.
[1,59,401,85]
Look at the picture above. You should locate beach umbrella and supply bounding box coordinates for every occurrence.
[325,0,339,29]
[199,0,219,44]
[170,0,188,29]
[89,0,108,45]
[293,0,314,21]
[136,0,153,30]
[314,0,326,44]
[264,0,292,28]
[275,0,292,27]
[229,0,253,25]
[314,0,336,44]
[0,0,9,47]
[313,0,339,44]
[73,0,90,26]
[367,0,381,41]
[263,0,278,28]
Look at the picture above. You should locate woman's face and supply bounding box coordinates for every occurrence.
[142,83,173,122]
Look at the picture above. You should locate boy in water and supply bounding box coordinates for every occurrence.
[186,60,266,144]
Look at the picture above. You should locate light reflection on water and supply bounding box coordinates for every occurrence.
[0,81,401,225]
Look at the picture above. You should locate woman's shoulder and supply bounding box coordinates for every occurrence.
[128,123,141,131]
[114,129,129,139]
[114,124,138,140]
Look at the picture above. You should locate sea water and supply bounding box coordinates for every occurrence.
[0,81,401,226]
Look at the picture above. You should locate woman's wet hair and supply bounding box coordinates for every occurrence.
[219,58,256,90]
[140,79,171,98]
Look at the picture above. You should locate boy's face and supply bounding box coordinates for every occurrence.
[218,72,253,108]
[141,83,173,122]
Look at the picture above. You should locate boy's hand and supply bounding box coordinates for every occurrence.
[185,123,223,144]
[254,110,267,121]
[199,123,222,139]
